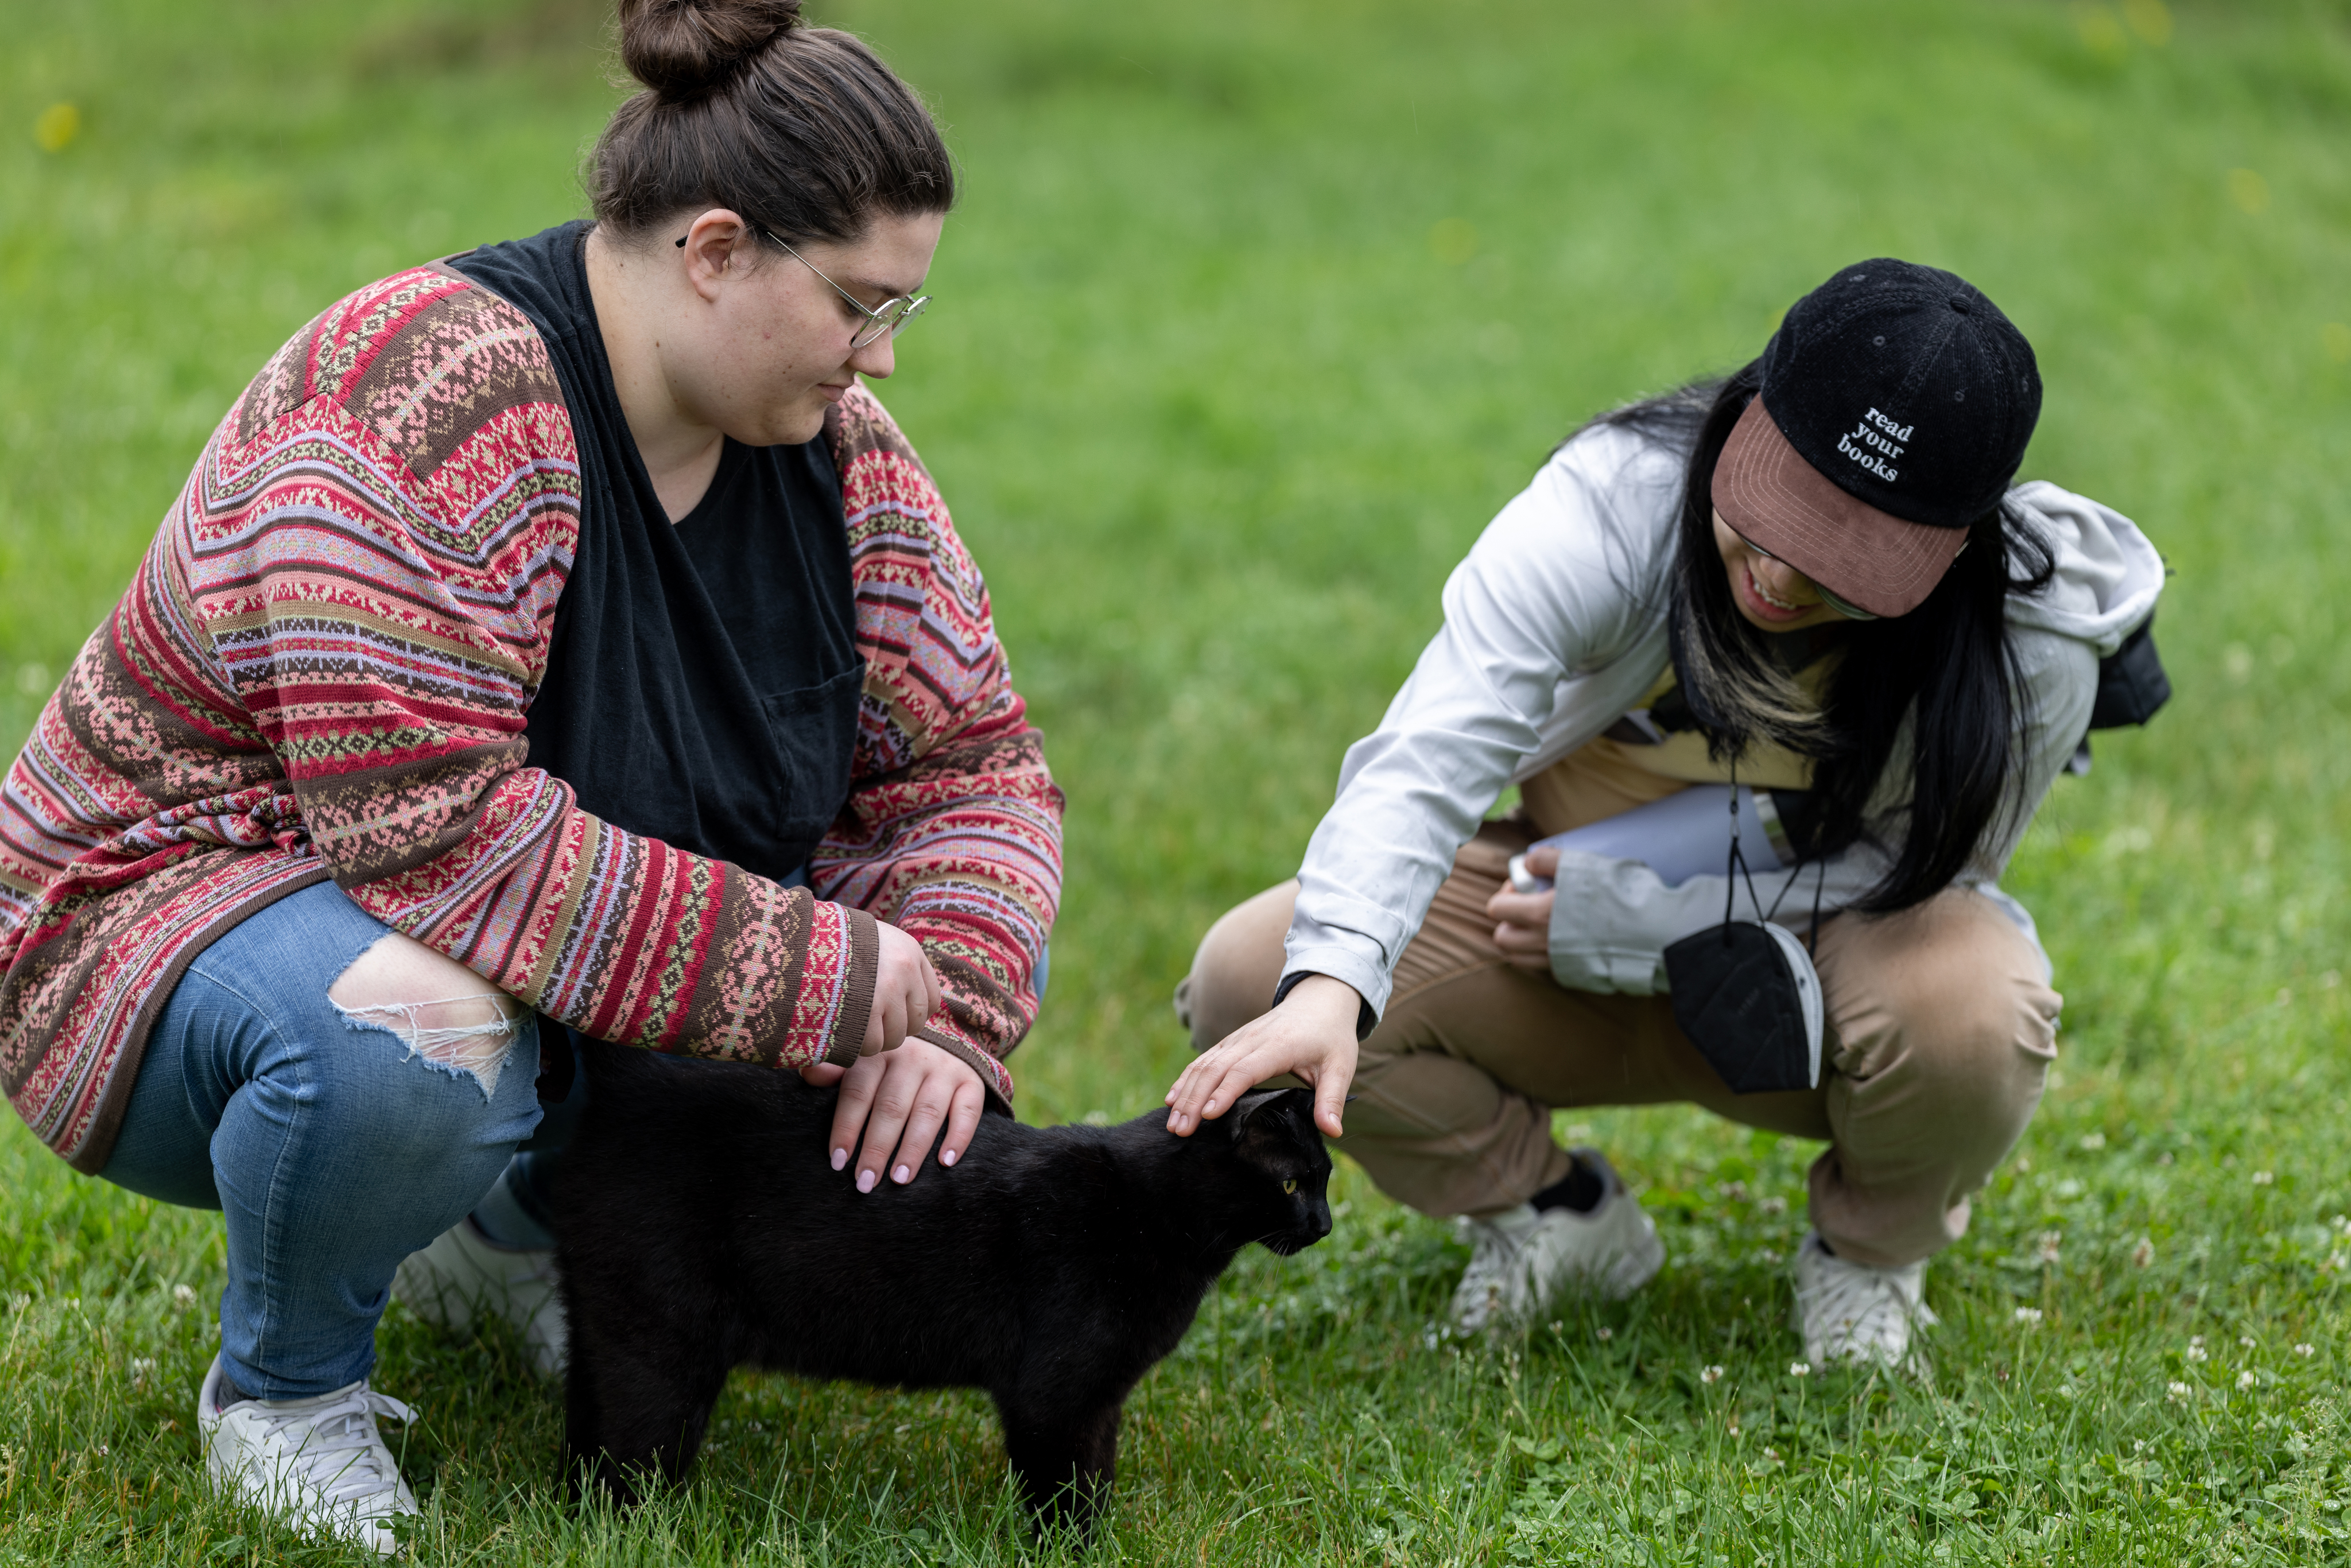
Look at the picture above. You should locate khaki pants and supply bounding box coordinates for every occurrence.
[1179,821,2061,1268]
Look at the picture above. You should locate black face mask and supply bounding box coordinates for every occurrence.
[1661,782,1825,1095]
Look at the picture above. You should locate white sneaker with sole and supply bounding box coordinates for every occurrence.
[197,1353,417,1557]
[1450,1150,1665,1330]
[1793,1230,1938,1369]
[391,1214,567,1379]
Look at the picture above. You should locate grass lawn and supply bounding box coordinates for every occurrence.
[6,0,2351,1560]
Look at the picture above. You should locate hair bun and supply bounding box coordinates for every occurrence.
[619,0,804,100]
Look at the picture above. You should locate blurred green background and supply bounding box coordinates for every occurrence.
[6,1,2351,1561]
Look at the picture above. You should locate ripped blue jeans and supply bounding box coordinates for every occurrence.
[99,880,543,1399]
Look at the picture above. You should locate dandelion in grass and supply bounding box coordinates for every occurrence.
[1789,1361,1811,1378]
[2168,1381,2191,1402]
[2131,1237,2155,1268]
[1701,1364,1725,1384]
[2015,1307,2044,1326]
[2252,1170,2275,1186]
[2296,1344,2317,1358]
[2237,1371,2256,1390]
[2036,1231,2063,1264]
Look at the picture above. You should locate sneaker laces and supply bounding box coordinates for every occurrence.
[246,1386,415,1509]
[1799,1257,1921,1350]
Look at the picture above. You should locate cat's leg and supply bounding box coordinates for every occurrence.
[563,1332,730,1507]
[998,1396,1123,1540]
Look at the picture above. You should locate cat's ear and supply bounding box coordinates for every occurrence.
[1229,1089,1290,1132]
[1231,1087,1318,1140]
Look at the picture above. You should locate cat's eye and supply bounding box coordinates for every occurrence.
[1281,1178,1298,1195]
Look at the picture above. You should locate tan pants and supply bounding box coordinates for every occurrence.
[1180,821,2061,1268]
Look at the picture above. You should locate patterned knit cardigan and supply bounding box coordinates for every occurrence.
[0,265,1064,1173]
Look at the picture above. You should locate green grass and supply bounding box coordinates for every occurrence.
[6,0,2351,1560]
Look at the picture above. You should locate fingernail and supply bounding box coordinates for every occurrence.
[831,1148,847,1171]
[893,1165,911,1184]
[1204,1099,1219,1113]
[856,1169,876,1194]
[941,1149,957,1167]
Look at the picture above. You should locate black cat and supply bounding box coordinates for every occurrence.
[552,1040,1334,1535]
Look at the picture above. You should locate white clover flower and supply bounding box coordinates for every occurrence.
[2078,1132,2106,1151]
[2015,1307,2045,1325]
[2239,1336,2257,1350]
[2131,1237,2155,1268]
[2238,1371,2257,1390]
[2036,1231,2063,1264]
[2186,1345,2208,1363]
[2252,1170,2275,1186]
[2168,1381,2191,1401]
[1789,1361,1811,1378]
[2295,1344,2317,1358]
[1760,1196,1788,1216]
[1701,1365,1726,1385]
[129,1357,156,1388]
[1596,1326,1613,1341]
[171,1284,196,1310]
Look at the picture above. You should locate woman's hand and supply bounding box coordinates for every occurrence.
[1164,973,1361,1140]
[800,1037,986,1191]
[863,921,945,1058]
[1487,845,1558,975]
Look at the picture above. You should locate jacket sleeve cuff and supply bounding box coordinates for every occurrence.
[821,905,882,1068]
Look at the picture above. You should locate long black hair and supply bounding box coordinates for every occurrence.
[1586,362,2057,913]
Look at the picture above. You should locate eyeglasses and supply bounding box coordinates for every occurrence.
[1736,531,1880,622]
[674,228,930,350]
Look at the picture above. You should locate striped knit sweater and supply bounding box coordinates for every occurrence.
[0,264,1062,1172]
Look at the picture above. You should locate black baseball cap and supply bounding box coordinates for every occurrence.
[1713,259,2042,618]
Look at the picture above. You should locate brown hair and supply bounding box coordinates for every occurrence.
[590,0,954,244]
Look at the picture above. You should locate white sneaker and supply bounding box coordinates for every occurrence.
[390,1215,567,1379]
[197,1353,417,1556]
[1793,1231,1938,1369]
[1450,1150,1665,1330]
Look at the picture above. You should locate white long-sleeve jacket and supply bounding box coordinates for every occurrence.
[1283,421,2167,1019]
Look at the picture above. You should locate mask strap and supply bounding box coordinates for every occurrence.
[1722,759,1768,936]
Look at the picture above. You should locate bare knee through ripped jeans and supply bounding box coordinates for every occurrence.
[328,932,527,1100]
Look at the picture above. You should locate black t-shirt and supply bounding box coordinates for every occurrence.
[447,223,866,886]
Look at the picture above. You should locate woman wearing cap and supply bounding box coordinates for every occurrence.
[0,0,1059,1549]
[1166,260,2162,1366]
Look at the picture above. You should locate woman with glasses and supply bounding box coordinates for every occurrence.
[1166,261,2162,1371]
[0,0,1058,1548]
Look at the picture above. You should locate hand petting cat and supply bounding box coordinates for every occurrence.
[1163,972,1359,1142]
[799,922,981,1194]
